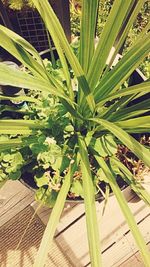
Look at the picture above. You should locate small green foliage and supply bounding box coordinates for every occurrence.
[35,187,58,208]
[0,92,74,203]
[43,59,66,82]
[34,172,49,187]
[36,142,62,170]
[96,168,108,183]
[86,134,118,157]
[0,151,24,181]
[70,179,84,198]
[9,170,22,180]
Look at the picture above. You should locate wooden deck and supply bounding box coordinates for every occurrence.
[0,180,150,267]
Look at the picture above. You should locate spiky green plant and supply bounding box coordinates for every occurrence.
[0,0,150,266]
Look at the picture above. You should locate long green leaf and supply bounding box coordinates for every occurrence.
[94,33,150,102]
[87,0,133,89]
[0,94,40,104]
[106,0,145,71]
[0,119,47,128]
[122,127,150,134]
[109,99,150,121]
[79,0,99,74]
[32,0,95,113]
[78,135,102,267]
[31,0,72,94]
[115,116,150,130]
[102,82,150,121]
[0,119,45,136]
[31,0,74,100]
[95,156,150,266]
[99,95,134,120]
[0,27,48,80]
[0,63,64,98]
[0,138,23,151]
[0,136,43,152]
[0,25,75,100]
[0,127,32,135]
[78,0,98,107]
[33,162,76,267]
[0,25,43,64]
[96,81,150,108]
[89,118,150,168]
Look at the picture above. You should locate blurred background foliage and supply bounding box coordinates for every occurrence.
[2,0,34,10]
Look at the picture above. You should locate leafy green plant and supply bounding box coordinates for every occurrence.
[0,0,150,266]
[0,144,24,181]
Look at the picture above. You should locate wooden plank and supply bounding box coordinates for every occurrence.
[0,180,34,227]
[31,202,85,267]
[54,188,150,266]
[31,201,85,234]
[102,216,150,267]
[31,186,150,267]
[118,243,150,267]
[85,218,150,267]
[35,186,145,233]
[0,181,74,266]
[0,206,72,267]
[59,212,149,267]
[2,179,149,266]
[32,187,136,232]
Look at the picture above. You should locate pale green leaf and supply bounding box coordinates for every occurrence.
[78,135,102,267]
[109,99,150,121]
[33,162,77,267]
[96,81,150,108]
[0,26,48,80]
[32,0,95,113]
[79,0,99,74]
[94,34,150,102]
[115,116,150,130]
[106,0,145,71]
[87,0,134,89]
[0,63,81,119]
[96,156,150,266]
